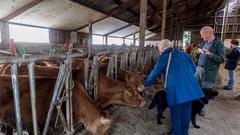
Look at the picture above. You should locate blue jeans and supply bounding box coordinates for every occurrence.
[170,101,192,135]
[194,66,214,88]
[227,70,236,89]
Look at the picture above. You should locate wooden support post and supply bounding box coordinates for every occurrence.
[161,0,167,40]
[177,24,180,47]
[123,38,126,44]
[0,22,10,49]
[174,22,177,46]
[139,0,148,50]
[105,36,108,45]
[133,34,136,45]
[88,23,93,57]
[170,8,174,41]
[114,54,118,80]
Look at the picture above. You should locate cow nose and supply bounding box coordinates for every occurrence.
[140,101,145,107]
[137,85,145,92]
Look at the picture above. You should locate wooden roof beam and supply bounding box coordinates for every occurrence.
[74,16,109,31]
[112,0,140,17]
[148,0,158,12]
[1,0,43,21]
[104,24,132,36]
[123,31,139,38]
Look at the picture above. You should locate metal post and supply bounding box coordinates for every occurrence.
[137,51,142,71]
[42,64,67,135]
[84,58,89,90]
[125,52,129,69]
[114,54,118,79]
[11,64,23,135]
[120,54,125,70]
[106,56,113,78]
[93,56,98,101]
[143,51,149,73]
[65,58,74,132]
[88,23,93,57]
[69,61,74,132]
[27,62,38,135]
[130,51,137,69]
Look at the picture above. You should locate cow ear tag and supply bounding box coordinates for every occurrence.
[126,90,133,97]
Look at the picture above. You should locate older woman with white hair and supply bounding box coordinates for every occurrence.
[144,39,204,135]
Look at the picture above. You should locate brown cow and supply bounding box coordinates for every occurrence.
[0,76,112,135]
[99,65,145,92]
[2,65,145,108]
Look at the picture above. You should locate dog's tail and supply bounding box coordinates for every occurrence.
[148,94,158,109]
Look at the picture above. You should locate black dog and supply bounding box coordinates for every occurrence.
[148,88,218,128]
[148,90,168,124]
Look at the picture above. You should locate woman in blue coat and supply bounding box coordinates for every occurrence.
[144,39,204,135]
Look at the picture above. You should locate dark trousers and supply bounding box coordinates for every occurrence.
[170,101,192,135]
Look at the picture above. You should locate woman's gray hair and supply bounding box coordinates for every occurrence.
[157,39,173,50]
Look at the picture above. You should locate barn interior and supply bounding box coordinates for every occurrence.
[0,0,240,135]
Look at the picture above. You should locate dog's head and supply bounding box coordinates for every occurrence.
[202,88,219,100]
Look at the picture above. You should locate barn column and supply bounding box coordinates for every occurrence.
[105,36,108,45]
[88,23,92,56]
[139,0,148,50]
[0,22,10,49]
[123,37,126,44]
[133,34,136,45]
[161,0,167,40]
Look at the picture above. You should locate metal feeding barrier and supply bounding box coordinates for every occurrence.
[0,48,87,135]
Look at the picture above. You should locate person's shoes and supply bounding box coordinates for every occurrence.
[235,95,240,101]
[223,86,233,90]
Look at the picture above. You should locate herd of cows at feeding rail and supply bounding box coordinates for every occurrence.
[0,47,157,135]
[0,47,239,135]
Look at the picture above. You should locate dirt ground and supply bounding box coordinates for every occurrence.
[106,65,240,135]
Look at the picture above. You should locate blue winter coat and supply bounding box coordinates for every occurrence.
[144,48,204,107]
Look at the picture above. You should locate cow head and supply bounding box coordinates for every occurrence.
[125,70,145,92]
[122,86,145,107]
